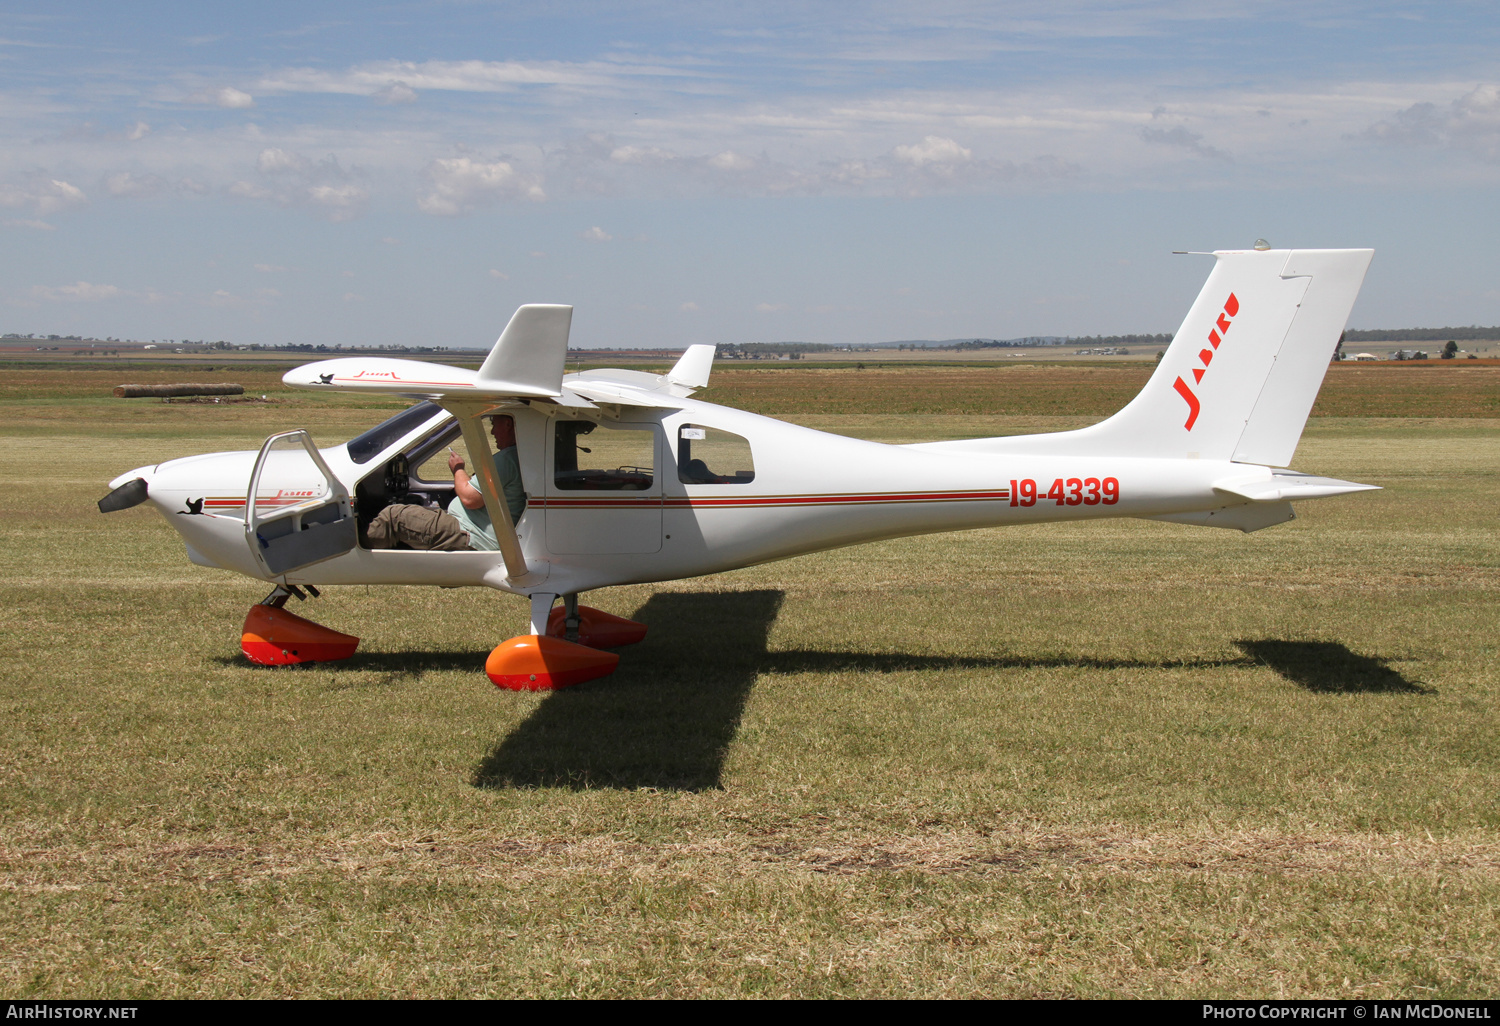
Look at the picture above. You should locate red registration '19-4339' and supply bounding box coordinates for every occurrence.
[1009,477,1119,507]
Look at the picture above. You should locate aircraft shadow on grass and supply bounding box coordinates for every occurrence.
[219,594,1428,790]
[467,592,1429,793]
[1235,639,1430,695]
[472,589,785,793]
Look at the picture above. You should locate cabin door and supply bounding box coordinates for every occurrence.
[245,430,358,577]
[544,420,663,554]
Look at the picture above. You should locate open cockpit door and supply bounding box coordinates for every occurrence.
[245,430,357,577]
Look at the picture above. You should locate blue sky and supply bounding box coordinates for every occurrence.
[2,1,1498,348]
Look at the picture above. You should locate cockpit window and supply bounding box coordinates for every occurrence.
[346,401,444,465]
[677,424,755,484]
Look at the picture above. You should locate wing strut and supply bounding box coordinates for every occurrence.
[446,401,529,581]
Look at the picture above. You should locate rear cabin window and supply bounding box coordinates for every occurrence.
[554,421,655,490]
[677,424,755,484]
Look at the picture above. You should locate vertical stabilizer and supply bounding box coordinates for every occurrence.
[913,248,1372,464]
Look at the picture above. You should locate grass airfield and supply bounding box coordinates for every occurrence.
[1,362,1498,998]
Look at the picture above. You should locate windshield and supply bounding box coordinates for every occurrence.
[345,401,445,464]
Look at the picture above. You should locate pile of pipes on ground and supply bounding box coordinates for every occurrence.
[113,383,244,398]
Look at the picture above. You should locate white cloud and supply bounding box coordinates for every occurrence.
[824,159,891,186]
[104,172,212,199]
[1140,124,1230,161]
[227,149,368,220]
[255,58,680,99]
[186,86,255,108]
[1364,84,1500,162]
[104,172,165,197]
[5,219,55,231]
[755,302,786,312]
[257,148,308,174]
[580,226,612,242]
[553,126,1076,197]
[308,183,367,213]
[488,268,509,280]
[0,178,87,216]
[680,301,699,312]
[375,83,418,105]
[417,157,545,215]
[30,281,126,302]
[894,136,972,167]
[707,150,755,172]
[216,87,255,109]
[226,180,273,201]
[610,145,677,165]
[126,121,151,141]
[253,263,287,273]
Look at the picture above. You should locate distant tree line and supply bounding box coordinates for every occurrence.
[1341,327,1500,342]
[733,342,830,354]
[1062,333,1174,348]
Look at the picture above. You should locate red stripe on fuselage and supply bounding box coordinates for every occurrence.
[533,489,1014,510]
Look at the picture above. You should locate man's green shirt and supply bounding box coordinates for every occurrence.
[446,446,526,551]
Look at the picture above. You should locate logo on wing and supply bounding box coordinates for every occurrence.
[1172,292,1239,431]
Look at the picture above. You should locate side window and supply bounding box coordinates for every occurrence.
[410,422,463,486]
[677,424,755,484]
[554,421,655,491]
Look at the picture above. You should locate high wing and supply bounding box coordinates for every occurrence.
[283,303,716,411]
[282,304,717,583]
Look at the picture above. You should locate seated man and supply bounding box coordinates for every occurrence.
[366,414,527,551]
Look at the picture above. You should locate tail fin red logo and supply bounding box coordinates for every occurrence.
[1173,292,1238,430]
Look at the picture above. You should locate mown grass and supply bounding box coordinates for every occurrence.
[1,366,1497,997]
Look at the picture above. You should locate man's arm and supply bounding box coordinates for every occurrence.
[449,451,486,510]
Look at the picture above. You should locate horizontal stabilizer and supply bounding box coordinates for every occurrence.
[1213,471,1379,503]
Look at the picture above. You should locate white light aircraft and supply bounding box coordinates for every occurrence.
[100,246,1377,688]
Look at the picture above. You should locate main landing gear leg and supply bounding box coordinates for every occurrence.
[484,592,621,691]
[240,584,359,666]
[543,592,649,649]
[563,592,581,642]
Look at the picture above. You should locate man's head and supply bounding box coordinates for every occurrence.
[489,414,516,450]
